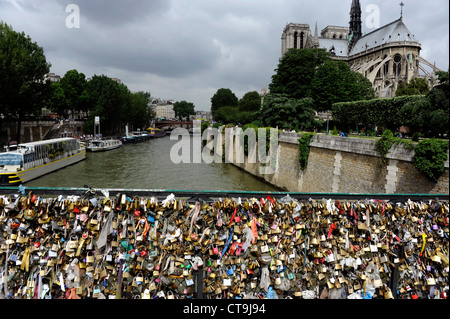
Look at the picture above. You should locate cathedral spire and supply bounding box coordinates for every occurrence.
[348,0,362,50]
[313,22,319,47]
[400,2,404,20]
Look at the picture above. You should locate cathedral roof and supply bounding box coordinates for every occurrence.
[318,38,349,57]
[349,18,420,56]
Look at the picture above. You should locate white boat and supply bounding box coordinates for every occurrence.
[85,139,122,152]
[0,138,86,186]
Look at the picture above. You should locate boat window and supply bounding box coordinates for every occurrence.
[0,154,23,166]
[23,153,35,164]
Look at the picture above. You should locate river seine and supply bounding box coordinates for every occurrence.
[26,135,279,192]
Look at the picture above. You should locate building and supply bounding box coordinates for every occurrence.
[151,98,176,119]
[45,73,61,82]
[281,0,442,97]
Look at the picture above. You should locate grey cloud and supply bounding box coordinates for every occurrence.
[61,0,171,27]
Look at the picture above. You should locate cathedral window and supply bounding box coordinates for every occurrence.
[294,32,298,49]
[393,54,402,77]
[300,32,304,49]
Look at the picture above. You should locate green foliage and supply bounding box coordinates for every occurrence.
[333,72,449,138]
[85,75,132,134]
[257,94,321,131]
[173,100,195,120]
[211,89,259,124]
[411,132,422,142]
[414,139,449,182]
[129,91,154,129]
[238,91,261,112]
[201,120,210,135]
[375,129,415,168]
[0,21,51,141]
[48,69,88,118]
[213,106,239,124]
[211,88,238,117]
[269,48,375,112]
[298,133,314,170]
[375,130,395,167]
[333,95,428,133]
[309,60,375,111]
[332,126,339,136]
[375,129,448,182]
[269,48,330,99]
[425,71,449,137]
[396,78,430,96]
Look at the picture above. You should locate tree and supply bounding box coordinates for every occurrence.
[0,22,51,142]
[309,60,375,111]
[59,69,89,118]
[47,81,67,117]
[238,91,261,112]
[269,48,330,100]
[85,75,131,135]
[129,91,154,130]
[425,71,449,137]
[257,94,321,131]
[213,106,239,124]
[47,69,88,119]
[173,100,195,121]
[396,78,430,96]
[211,88,238,118]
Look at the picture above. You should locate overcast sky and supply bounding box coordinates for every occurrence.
[1,0,448,111]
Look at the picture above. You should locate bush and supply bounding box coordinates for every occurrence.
[414,139,449,182]
[411,132,422,142]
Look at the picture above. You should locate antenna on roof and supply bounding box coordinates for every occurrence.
[400,2,404,19]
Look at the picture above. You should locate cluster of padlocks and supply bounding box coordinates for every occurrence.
[0,190,448,299]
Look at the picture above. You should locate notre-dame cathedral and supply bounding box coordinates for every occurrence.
[280,0,442,98]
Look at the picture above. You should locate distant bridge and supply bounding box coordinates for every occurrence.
[154,120,194,130]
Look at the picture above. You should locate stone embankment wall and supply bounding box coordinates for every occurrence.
[2,120,85,144]
[207,129,449,195]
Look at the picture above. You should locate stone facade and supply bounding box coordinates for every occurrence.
[212,128,449,195]
[281,0,442,97]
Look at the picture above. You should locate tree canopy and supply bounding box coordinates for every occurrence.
[309,60,376,111]
[0,21,51,141]
[269,48,330,100]
[268,48,376,113]
[396,78,430,96]
[238,91,261,112]
[173,100,195,121]
[257,94,321,131]
[47,69,89,119]
[211,88,238,117]
[83,75,154,135]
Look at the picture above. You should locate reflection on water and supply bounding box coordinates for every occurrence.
[26,136,279,192]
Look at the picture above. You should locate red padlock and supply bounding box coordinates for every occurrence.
[34,242,41,248]
[140,250,147,257]
[134,210,141,217]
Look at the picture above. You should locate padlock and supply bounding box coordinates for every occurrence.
[426,275,436,286]
[8,250,19,262]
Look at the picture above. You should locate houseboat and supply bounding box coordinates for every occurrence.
[0,138,86,186]
[85,139,122,152]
